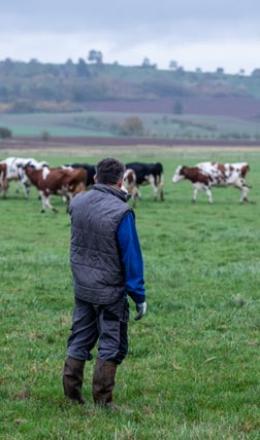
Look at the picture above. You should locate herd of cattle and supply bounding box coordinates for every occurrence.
[0,156,251,212]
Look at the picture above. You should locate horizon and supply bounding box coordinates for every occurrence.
[0,55,258,76]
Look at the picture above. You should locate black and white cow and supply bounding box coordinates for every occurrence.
[124,162,164,203]
[172,161,250,203]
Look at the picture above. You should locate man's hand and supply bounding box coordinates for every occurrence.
[135,302,147,321]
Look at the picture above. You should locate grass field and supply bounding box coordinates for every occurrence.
[1,149,260,439]
[1,111,260,140]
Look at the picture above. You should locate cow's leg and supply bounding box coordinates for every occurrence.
[4,180,9,198]
[39,191,47,212]
[147,175,159,200]
[1,179,9,198]
[131,186,140,208]
[130,185,139,200]
[234,179,249,203]
[40,191,58,213]
[131,195,136,208]
[20,180,30,198]
[65,192,73,213]
[205,186,213,204]
[159,186,164,201]
[192,185,198,203]
[23,182,30,198]
[158,175,164,201]
[240,185,249,203]
[46,195,58,213]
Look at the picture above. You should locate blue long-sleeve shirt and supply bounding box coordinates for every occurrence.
[117,212,145,304]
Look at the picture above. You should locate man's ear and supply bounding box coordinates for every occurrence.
[116,179,123,188]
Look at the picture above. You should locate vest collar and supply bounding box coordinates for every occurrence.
[93,183,128,203]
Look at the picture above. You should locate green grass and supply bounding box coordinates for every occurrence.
[1,150,260,439]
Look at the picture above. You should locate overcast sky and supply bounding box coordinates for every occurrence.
[1,0,260,73]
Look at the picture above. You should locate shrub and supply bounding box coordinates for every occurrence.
[0,127,12,139]
[41,131,50,141]
[119,116,144,136]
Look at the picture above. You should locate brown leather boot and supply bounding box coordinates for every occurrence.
[63,357,85,404]
[92,358,117,407]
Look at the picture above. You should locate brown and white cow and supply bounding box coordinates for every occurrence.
[123,169,140,206]
[172,161,250,203]
[124,162,164,204]
[25,165,86,212]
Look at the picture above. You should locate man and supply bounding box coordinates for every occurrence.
[63,157,146,407]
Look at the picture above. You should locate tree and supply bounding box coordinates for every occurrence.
[0,127,12,139]
[76,58,89,77]
[251,68,260,77]
[142,57,157,69]
[88,50,103,64]
[142,57,151,67]
[173,101,183,114]
[41,131,50,142]
[120,116,144,136]
[216,67,224,75]
[63,59,75,77]
[176,66,185,74]
[29,58,39,65]
[3,58,14,75]
[169,60,178,70]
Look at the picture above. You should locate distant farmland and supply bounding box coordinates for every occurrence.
[1,111,260,142]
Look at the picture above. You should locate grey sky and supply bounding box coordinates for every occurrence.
[1,0,260,72]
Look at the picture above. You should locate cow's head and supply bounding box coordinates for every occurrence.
[172,166,186,183]
[123,169,136,192]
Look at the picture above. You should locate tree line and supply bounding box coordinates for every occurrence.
[0,54,259,113]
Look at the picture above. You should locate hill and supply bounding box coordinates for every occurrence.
[1,60,260,141]
[1,60,260,119]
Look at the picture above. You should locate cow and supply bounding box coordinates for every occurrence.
[172,161,250,203]
[24,165,86,212]
[124,162,164,203]
[63,163,96,187]
[0,157,48,198]
[123,169,139,206]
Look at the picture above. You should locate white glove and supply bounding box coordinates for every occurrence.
[135,302,147,321]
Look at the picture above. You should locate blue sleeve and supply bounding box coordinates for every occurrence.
[117,212,145,304]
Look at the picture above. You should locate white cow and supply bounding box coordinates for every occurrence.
[0,157,48,198]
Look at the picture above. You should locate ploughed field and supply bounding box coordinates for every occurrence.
[1,150,260,439]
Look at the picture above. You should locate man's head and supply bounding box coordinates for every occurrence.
[95,158,125,187]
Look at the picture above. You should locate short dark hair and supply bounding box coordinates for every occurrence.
[96,158,125,184]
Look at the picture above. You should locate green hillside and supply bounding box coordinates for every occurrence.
[0,60,260,115]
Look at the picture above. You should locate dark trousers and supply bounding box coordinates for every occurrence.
[67,296,129,364]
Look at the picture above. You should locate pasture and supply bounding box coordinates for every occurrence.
[1,111,260,140]
[1,148,260,439]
